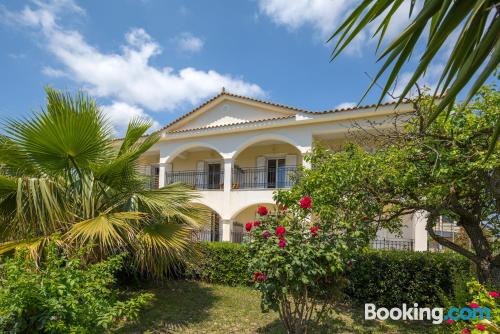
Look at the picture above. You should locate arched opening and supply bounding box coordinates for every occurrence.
[193,204,222,242]
[166,146,224,190]
[232,203,277,240]
[232,140,302,189]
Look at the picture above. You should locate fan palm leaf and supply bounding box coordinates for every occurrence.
[0,88,206,278]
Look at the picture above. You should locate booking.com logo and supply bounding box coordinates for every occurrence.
[365,303,491,324]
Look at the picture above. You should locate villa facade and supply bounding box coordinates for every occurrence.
[134,89,428,251]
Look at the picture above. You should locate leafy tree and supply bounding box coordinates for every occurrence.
[294,86,499,286]
[329,0,500,154]
[0,88,206,279]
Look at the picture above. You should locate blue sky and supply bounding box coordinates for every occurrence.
[0,0,462,135]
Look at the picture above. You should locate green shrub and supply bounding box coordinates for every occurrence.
[346,250,471,307]
[0,244,153,334]
[185,242,249,286]
[187,242,470,307]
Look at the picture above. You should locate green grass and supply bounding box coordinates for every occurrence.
[117,280,445,334]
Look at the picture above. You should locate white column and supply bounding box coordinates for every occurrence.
[413,211,428,251]
[221,219,233,242]
[158,164,166,188]
[223,158,232,194]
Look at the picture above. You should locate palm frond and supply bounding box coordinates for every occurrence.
[4,87,114,175]
[132,222,197,279]
[65,212,144,253]
[329,0,499,133]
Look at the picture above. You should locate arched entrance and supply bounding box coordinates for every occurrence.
[193,204,222,242]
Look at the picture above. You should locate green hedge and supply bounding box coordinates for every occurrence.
[346,250,471,306]
[185,242,470,306]
[185,242,250,286]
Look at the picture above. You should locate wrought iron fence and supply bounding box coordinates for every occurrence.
[371,238,414,251]
[192,229,221,242]
[166,170,224,190]
[232,166,299,189]
[231,230,244,243]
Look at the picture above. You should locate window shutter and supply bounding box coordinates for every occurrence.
[256,156,266,187]
[196,161,205,188]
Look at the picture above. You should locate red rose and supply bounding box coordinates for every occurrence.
[489,291,499,298]
[278,239,287,248]
[245,222,253,232]
[253,220,261,227]
[309,225,320,236]
[257,206,268,216]
[276,226,285,238]
[299,196,312,209]
[461,329,471,334]
[469,302,480,309]
[475,324,486,331]
[253,271,267,283]
[446,319,454,324]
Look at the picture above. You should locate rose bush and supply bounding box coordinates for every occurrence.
[247,195,372,334]
[447,279,499,333]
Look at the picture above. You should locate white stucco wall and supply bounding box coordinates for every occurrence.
[136,97,426,248]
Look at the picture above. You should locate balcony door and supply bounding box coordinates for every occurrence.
[267,158,285,188]
[207,163,221,189]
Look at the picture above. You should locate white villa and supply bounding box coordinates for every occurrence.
[134,89,428,251]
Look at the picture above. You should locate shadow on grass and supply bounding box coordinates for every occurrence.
[256,303,443,334]
[117,280,220,334]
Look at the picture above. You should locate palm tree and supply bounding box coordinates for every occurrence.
[0,88,207,279]
[329,0,499,155]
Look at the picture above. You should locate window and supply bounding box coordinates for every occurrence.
[267,158,285,188]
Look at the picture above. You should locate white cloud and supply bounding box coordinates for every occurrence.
[2,0,265,114]
[257,0,417,54]
[41,66,66,77]
[101,101,160,135]
[335,102,356,109]
[175,32,204,53]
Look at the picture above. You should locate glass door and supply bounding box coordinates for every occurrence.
[267,158,285,188]
[207,163,221,189]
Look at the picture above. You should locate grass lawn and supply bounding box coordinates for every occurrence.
[117,280,445,334]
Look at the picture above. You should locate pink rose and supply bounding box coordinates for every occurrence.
[489,291,499,298]
[469,302,480,309]
[262,230,272,239]
[278,239,287,248]
[245,222,253,232]
[446,319,454,324]
[475,324,486,331]
[299,196,312,209]
[461,329,471,334]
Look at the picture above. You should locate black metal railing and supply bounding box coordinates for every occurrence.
[166,170,224,190]
[231,230,244,243]
[192,229,221,242]
[371,238,414,251]
[232,166,299,189]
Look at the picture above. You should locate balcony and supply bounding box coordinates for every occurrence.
[166,170,224,190]
[232,166,299,189]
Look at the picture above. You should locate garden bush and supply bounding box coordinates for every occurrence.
[185,242,250,286]
[346,250,471,307]
[187,242,471,307]
[0,244,153,334]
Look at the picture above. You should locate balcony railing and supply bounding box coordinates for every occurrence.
[232,166,299,189]
[192,229,221,242]
[371,238,414,251]
[166,170,224,190]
